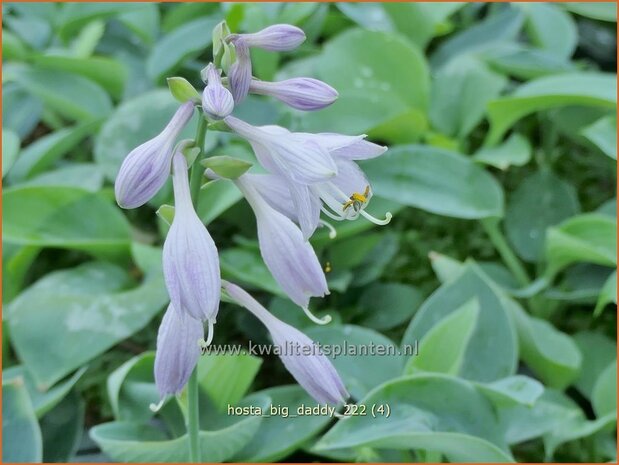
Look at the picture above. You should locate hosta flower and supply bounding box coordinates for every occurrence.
[114,101,194,209]
[202,63,234,120]
[226,24,305,103]
[223,281,348,405]
[232,173,329,322]
[248,77,338,111]
[153,304,204,400]
[227,24,305,52]
[163,152,221,322]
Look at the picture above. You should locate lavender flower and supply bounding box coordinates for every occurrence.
[232,173,329,322]
[153,304,204,400]
[202,63,234,120]
[227,41,252,103]
[227,24,305,52]
[114,101,194,209]
[223,281,348,405]
[248,77,338,111]
[163,152,221,322]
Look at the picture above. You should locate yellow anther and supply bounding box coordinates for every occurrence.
[341,186,370,213]
[324,261,332,273]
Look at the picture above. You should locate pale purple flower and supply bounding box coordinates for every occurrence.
[224,116,337,184]
[153,303,204,400]
[232,173,329,322]
[114,102,194,209]
[249,77,338,111]
[227,41,252,103]
[223,281,348,405]
[163,152,221,322]
[202,63,234,120]
[227,24,305,52]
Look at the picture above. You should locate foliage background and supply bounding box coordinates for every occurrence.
[2,2,617,463]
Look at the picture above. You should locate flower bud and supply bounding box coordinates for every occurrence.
[202,64,234,119]
[229,24,306,52]
[154,304,204,399]
[249,78,338,111]
[228,42,251,104]
[223,281,348,405]
[114,101,194,209]
[163,152,221,322]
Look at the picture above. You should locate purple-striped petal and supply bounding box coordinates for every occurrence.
[229,24,305,52]
[154,303,204,399]
[223,281,348,405]
[163,153,221,321]
[228,42,251,104]
[114,102,194,209]
[202,63,234,120]
[249,77,338,111]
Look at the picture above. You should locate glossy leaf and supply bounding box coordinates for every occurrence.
[2,128,20,178]
[473,133,531,170]
[364,145,504,219]
[2,378,43,463]
[582,114,617,159]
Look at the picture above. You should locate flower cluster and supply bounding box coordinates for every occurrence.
[113,22,391,409]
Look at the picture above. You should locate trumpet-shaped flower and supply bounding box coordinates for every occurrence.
[232,173,329,321]
[154,304,204,399]
[248,77,338,111]
[227,24,305,52]
[223,281,348,405]
[114,101,194,209]
[163,152,221,322]
[202,63,234,120]
[227,41,252,103]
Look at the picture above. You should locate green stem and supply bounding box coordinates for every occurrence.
[186,113,209,463]
[189,115,209,209]
[187,369,200,462]
[481,218,530,287]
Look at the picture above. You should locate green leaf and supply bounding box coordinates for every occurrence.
[70,20,105,57]
[3,29,29,61]
[40,390,84,462]
[283,29,429,143]
[364,145,504,219]
[508,300,581,389]
[582,115,617,159]
[3,365,86,418]
[355,282,423,331]
[31,54,127,99]
[3,185,131,261]
[232,386,333,462]
[6,245,169,388]
[545,213,617,278]
[201,155,253,180]
[574,331,617,399]
[95,89,198,181]
[167,76,201,103]
[57,3,142,40]
[3,84,42,138]
[9,64,112,122]
[473,133,532,170]
[592,361,617,418]
[220,248,284,297]
[198,179,244,225]
[7,120,100,183]
[430,56,506,139]
[505,170,580,262]
[90,397,268,462]
[2,128,20,178]
[147,17,218,82]
[522,3,577,58]
[405,299,479,376]
[562,2,617,22]
[21,164,104,192]
[431,7,524,69]
[594,270,617,317]
[487,72,617,144]
[2,378,43,462]
[306,325,405,399]
[107,353,159,423]
[403,262,517,382]
[315,374,513,462]
[483,44,576,80]
[197,353,262,411]
[477,375,544,408]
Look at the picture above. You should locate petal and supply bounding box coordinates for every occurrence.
[245,173,298,222]
[330,158,371,199]
[228,44,251,104]
[154,304,204,398]
[240,24,305,51]
[287,180,321,240]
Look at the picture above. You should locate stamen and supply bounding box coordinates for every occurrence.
[205,319,215,346]
[360,210,392,226]
[149,399,165,413]
[302,306,332,325]
[319,220,337,239]
[321,206,346,222]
